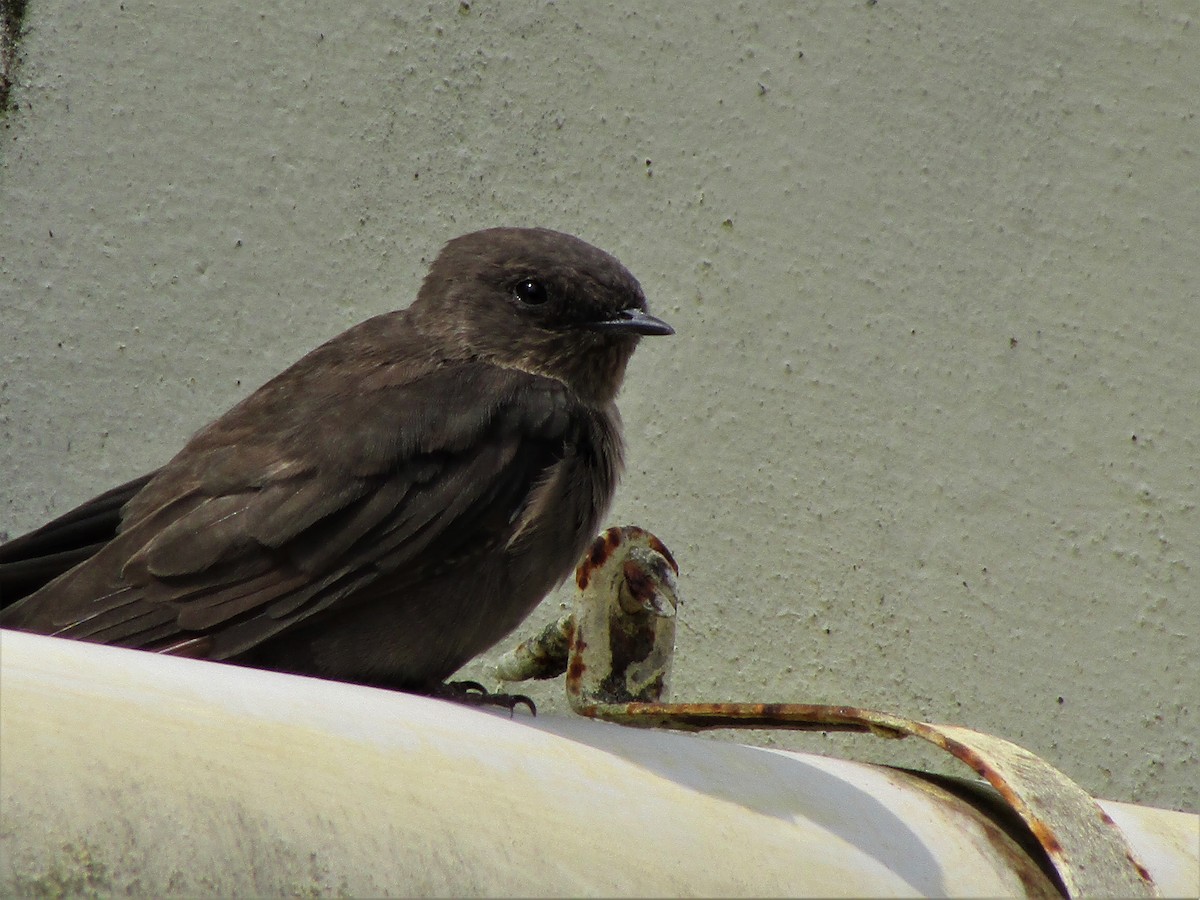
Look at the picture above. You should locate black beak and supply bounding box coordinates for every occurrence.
[585,308,675,336]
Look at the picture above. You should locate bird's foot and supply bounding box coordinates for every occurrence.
[419,679,537,716]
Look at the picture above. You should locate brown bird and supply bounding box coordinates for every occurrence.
[0,227,672,693]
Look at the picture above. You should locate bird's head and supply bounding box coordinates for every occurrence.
[412,228,673,404]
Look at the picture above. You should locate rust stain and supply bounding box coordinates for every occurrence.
[910,778,1062,899]
[933,739,992,780]
[935,741,1041,843]
[1026,818,1063,858]
[1126,853,1154,884]
[611,524,678,573]
[600,702,882,733]
[576,527,625,589]
[647,535,679,574]
[1095,812,1156,884]
[622,560,656,608]
[565,637,587,689]
[917,734,1068,880]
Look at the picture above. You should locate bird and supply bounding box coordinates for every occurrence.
[0,227,673,695]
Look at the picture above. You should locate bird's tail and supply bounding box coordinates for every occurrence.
[0,472,156,607]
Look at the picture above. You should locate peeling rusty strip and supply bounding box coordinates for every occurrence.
[906,723,1159,899]
[571,701,903,736]
[582,702,1158,897]
[499,525,1161,898]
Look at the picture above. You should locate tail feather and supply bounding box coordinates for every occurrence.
[0,472,156,606]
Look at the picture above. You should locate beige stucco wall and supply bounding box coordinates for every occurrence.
[1,0,1195,815]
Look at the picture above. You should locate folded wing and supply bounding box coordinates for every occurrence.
[0,364,578,660]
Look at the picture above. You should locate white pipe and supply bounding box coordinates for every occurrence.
[2,630,1195,897]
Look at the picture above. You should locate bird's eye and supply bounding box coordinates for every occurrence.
[513,278,549,306]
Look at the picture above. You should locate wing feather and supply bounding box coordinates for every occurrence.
[0,363,579,661]
[0,472,156,602]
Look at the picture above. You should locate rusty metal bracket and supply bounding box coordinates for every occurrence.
[497,525,1160,899]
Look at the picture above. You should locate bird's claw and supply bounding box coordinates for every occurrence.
[424,679,537,717]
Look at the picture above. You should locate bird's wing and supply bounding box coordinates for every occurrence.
[0,471,157,604]
[0,363,580,658]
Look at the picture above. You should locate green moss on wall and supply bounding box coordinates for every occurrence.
[1,0,29,116]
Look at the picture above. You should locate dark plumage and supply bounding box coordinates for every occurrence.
[0,227,672,689]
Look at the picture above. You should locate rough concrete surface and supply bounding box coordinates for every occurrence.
[0,0,1196,816]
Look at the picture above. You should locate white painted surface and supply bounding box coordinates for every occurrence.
[0,2,1196,815]
[10,630,1196,897]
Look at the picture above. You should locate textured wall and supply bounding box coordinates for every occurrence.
[1,2,1195,812]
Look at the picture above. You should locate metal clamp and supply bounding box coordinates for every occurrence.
[498,525,1159,899]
